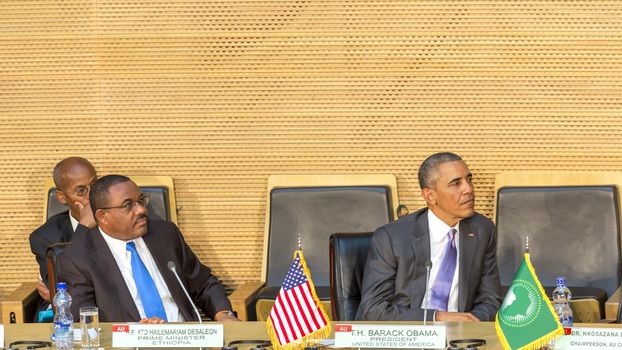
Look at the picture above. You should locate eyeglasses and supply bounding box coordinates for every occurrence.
[63,185,90,198]
[100,196,149,213]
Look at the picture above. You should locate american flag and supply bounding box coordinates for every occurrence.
[267,251,330,349]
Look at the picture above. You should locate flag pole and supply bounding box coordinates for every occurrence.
[267,231,331,350]
[298,232,307,349]
[495,234,563,349]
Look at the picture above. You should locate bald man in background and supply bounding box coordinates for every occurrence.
[29,157,97,305]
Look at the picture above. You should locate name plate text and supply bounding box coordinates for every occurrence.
[112,323,223,348]
[334,324,446,349]
[554,327,622,350]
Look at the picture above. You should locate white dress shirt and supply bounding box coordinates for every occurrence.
[99,228,184,322]
[420,209,460,312]
[69,212,79,232]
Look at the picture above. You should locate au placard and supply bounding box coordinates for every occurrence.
[334,324,446,349]
[112,324,223,348]
[553,327,622,350]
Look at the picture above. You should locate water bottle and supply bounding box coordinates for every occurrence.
[53,282,74,350]
[552,277,573,328]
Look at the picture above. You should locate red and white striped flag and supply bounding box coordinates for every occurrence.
[267,250,331,350]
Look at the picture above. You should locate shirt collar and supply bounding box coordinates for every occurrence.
[427,209,460,244]
[98,227,144,253]
[68,211,79,232]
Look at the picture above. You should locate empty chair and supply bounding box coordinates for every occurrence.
[329,232,373,321]
[495,171,622,321]
[229,174,399,321]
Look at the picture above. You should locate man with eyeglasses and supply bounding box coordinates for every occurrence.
[29,157,97,309]
[56,174,238,323]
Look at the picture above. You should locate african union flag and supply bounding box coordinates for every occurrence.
[496,253,564,350]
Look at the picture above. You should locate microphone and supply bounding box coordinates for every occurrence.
[168,261,202,324]
[423,260,433,326]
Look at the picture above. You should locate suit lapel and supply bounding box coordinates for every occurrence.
[43,213,71,246]
[458,219,477,311]
[60,212,74,241]
[412,211,431,263]
[89,229,141,321]
[411,210,431,305]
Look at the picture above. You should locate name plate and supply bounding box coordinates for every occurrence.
[334,324,446,349]
[112,324,223,348]
[554,327,622,350]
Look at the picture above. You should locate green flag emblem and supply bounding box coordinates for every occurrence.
[496,253,563,350]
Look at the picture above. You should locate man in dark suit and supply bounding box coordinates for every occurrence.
[57,174,237,322]
[356,152,501,322]
[29,157,97,304]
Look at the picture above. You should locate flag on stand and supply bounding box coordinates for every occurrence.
[267,250,331,350]
[496,253,564,350]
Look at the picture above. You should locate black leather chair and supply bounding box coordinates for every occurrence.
[46,242,72,303]
[45,175,177,223]
[229,174,399,321]
[329,232,373,321]
[495,172,622,322]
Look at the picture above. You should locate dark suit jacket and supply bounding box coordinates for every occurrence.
[355,208,502,321]
[56,219,232,322]
[29,210,88,285]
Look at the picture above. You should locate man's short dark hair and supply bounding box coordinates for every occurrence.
[418,152,463,189]
[90,174,132,214]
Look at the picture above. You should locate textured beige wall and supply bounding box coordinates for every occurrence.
[1,0,622,300]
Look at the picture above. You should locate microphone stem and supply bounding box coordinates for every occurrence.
[423,265,431,326]
[170,267,202,324]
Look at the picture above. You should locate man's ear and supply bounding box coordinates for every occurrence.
[95,209,106,225]
[421,187,437,206]
[55,188,68,205]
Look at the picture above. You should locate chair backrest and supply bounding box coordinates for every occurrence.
[329,232,373,321]
[44,175,178,224]
[262,175,399,290]
[495,172,622,301]
[46,242,71,303]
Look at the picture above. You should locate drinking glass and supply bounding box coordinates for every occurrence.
[79,306,99,349]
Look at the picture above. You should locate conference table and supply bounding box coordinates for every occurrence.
[4,321,622,349]
[2,321,497,349]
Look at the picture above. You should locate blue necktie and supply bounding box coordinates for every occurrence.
[126,241,168,321]
[428,228,457,311]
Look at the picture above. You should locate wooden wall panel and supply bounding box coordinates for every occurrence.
[1,1,622,301]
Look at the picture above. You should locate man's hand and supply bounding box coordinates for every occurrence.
[214,310,240,322]
[435,311,480,322]
[75,201,96,228]
[140,316,166,324]
[37,280,51,302]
